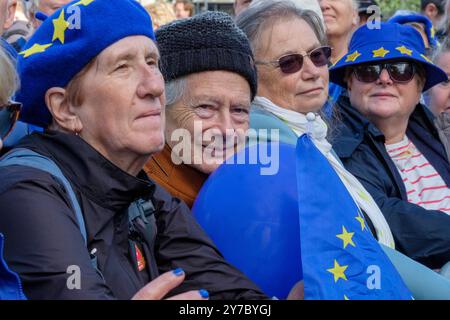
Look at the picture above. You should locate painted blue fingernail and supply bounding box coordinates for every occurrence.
[173,268,184,276]
[199,289,209,299]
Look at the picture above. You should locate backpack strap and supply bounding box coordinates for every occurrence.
[0,148,158,275]
[128,198,155,225]
[128,198,157,248]
[0,148,87,244]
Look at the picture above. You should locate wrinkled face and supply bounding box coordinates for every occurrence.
[165,71,251,174]
[75,36,166,171]
[174,2,190,19]
[347,62,423,125]
[429,52,450,116]
[256,18,329,114]
[319,0,357,38]
[234,0,251,16]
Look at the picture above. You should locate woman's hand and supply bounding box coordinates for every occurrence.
[132,268,209,300]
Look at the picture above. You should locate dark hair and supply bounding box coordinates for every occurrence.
[421,0,445,14]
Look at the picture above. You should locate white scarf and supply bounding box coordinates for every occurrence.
[253,96,395,248]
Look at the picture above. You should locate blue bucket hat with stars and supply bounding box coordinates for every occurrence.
[388,13,439,50]
[329,22,447,92]
[17,0,155,128]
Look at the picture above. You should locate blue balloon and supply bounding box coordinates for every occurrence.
[193,143,303,299]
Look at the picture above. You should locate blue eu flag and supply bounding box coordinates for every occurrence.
[296,134,412,299]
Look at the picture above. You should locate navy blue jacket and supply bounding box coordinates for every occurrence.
[0,131,266,300]
[0,234,26,300]
[334,95,450,269]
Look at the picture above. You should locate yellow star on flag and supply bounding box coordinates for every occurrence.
[344,295,350,300]
[372,47,390,58]
[52,10,69,44]
[345,50,361,62]
[421,54,433,63]
[73,0,95,6]
[327,260,348,283]
[19,43,53,58]
[336,226,356,249]
[396,46,413,56]
[355,215,366,231]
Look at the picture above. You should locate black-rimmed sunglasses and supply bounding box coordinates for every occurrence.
[256,46,332,74]
[0,101,21,140]
[353,61,417,84]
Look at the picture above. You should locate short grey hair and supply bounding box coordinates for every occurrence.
[0,46,19,106]
[235,0,327,55]
[21,0,39,20]
[165,77,188,107]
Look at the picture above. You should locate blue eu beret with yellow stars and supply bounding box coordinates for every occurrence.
[17,0,155,127]
[329,22,447,92]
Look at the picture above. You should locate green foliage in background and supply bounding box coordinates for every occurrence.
[376,0,421,19]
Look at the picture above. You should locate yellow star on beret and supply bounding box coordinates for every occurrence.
[52,10,69,44]
[19,43,53,58]
[372,47,390,58]
[345,50,361,62]
[73,0,95,6]
[396,46,412,56]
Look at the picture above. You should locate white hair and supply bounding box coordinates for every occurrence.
[20,0,38,20]
[250,0,325,24]
[0,46,19,106]
[165,77,188,107]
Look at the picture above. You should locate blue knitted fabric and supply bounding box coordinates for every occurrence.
[17,0,155,127]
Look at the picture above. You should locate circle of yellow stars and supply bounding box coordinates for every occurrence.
[19,0,95,58]
[341,44,435,69]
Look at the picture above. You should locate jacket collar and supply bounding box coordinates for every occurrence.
[144,144,207,208]
[334,94,438,158]
[18,130,155,212]
[334,95,384,158]
[408,102,440,138]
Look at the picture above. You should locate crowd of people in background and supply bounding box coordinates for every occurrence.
[1,0,450,300]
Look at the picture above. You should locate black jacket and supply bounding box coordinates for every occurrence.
[333,95,450,269]
[0,131,266,300]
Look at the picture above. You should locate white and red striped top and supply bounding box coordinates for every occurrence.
[385,136,450,214]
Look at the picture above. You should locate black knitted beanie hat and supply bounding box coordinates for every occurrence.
[156,11,258,99]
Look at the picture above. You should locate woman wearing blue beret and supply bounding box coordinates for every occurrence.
[0,0,267,300]
[330,22,450,270]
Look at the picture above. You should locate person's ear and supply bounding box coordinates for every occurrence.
[3,0,17,30]
[45,87,82,133]
[425,4,438,19]
[346,73,353,92]
[352,8,360,28]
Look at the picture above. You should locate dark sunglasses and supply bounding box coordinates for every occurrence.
[352,61,417,84]
[256,46,332,74]
[0,101,21,140]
